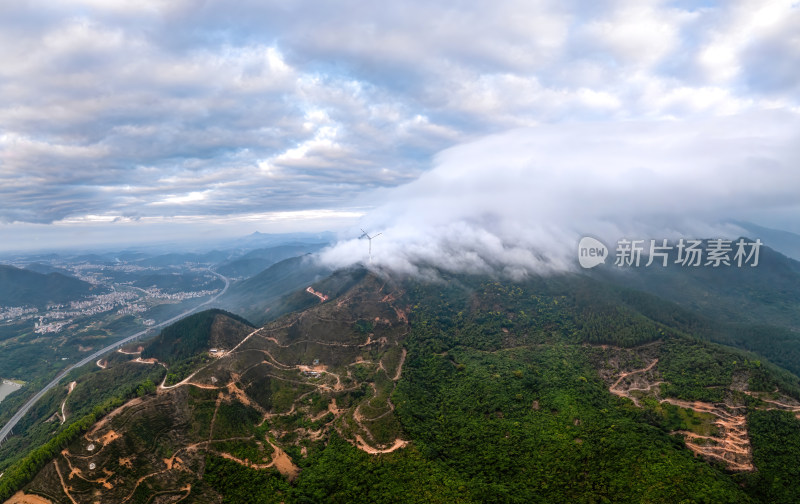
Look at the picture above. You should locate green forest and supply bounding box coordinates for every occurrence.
[4,270,800,503]
[170,277,800,502]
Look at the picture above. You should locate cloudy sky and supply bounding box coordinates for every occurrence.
[1,0,799,255]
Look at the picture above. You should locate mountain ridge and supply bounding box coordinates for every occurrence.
[0,265,103,307]
[4,263,800,502]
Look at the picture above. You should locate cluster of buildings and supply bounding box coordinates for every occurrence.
[118,304,147,316]
[38,291,139,324]
[34,319,72,334]
[69,291,138,310]
[0,306,38,322]
[68,262,158,284]
[2,261,221,340]
[141,287,219,301]
[2,285,219,331]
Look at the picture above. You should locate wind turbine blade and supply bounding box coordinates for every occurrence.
[373,233,382,239]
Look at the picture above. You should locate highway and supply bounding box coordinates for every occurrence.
[0,270,230,445]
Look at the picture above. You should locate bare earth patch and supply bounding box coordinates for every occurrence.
[609,357,753,471]
[267,442,300,480]
[4,492,54,504]
[393,348,407,381]
[97,430,121,446]
[306,286,328,303]
[354,435,408,454]
[86,398,144,438]
[663,398,753,471]
[19,278,414,501]
[226,381,252,408]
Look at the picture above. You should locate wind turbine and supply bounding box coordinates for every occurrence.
[360,228,382,263]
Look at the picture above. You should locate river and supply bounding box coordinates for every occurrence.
[0,380,23,404]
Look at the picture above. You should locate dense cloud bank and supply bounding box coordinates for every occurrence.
[320,111,800,277]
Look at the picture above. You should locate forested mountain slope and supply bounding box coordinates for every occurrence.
[592,243,800,377]
[4,268,800,503]
[0,265,102,307]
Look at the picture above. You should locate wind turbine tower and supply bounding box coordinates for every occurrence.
[360,228,382,263]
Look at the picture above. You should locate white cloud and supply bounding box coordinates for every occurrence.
[153,191,212,206]
[0,0,798,251]
[320,110,800,277]
[579,2,694,69]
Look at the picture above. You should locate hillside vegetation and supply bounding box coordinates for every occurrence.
[216,256,333,325]
[0,265,102,307]
[4,268,800,503]
[142,309,254,365]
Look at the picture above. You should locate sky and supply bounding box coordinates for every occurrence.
[1,0,799,259]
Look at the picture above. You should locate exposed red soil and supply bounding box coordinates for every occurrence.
[86,398,144,439]
[4,492,54,504]
[305,286,328,303]
[393,349,407,381]
[52,460,78,504]
[354,435,408,454]
[609,358,753,471]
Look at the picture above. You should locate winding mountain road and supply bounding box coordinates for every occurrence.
[0,270,229,445]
